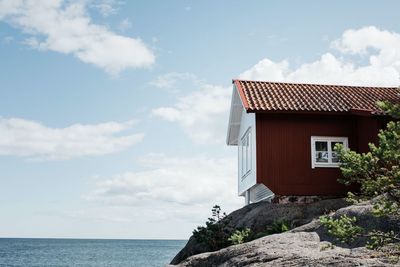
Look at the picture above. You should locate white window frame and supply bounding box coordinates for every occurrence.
[240,127,252,179]
[311,136,348,169]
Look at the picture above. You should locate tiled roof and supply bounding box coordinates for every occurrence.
[233,79,400,114]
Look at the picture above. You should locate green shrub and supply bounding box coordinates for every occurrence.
[320,215,363,244]
[367,230,398,249]
[192,205,232,251]
[335,101,400,216]
[228,228,252,245]
[265,220,292,235]
[248,220,293,240]
[324,101,400,250]
[193,206,295,250]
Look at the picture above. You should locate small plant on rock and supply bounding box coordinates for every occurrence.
[265,219,292,235]
[250,219,293,240]
[320,215,363,244]
[228,228,252,245]
[367,230,399,249]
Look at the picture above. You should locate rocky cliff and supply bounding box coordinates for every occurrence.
[170,199,400,267]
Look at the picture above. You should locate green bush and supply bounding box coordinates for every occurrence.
[320,215,363,244]
[322,101,400,251]
[335,101,400,215]
[192,205,233,251]
[249,220,293,240]
[367,230,398,249]
[228,228,252,245]
[193,206,295,250]
[265,220,292,235]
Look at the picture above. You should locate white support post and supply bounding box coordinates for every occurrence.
[245,190,250,205]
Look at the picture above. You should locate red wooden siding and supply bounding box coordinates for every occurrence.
[255,114,384,196]
[356,116,379,153]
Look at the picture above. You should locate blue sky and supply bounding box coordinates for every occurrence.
[0,0,400,239]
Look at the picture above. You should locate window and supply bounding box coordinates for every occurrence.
[240,128,252,178]
[311,136,348,168]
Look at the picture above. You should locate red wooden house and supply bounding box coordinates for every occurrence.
[226,79,400,205]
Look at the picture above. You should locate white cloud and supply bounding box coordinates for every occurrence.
[118,18,132,32]
[1,35,13,44]
[150,72,201,91]
[0,0,155,75]
[86,154,242,224]
[0,118,144,160]
[91,0,121,17]
[331,26,400,55]
[152,84,231,144]
[240,58,289,82]
[152,27,400,146]
[240,26,400,87]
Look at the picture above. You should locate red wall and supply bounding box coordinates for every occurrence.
[255,113,383,196]
[357,117,379,153]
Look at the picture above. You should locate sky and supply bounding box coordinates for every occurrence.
[0,0,400,239]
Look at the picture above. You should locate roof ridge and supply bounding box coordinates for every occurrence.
[232,79,399,90]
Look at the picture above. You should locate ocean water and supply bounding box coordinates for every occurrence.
[0,238,186,267]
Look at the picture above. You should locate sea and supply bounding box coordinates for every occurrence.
[0,238,187,267]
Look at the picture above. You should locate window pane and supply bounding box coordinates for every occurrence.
[241,145,244,176]
[331,142,343,163]
[316,151,328,162]
[247,134,251,172]
[331,142,343,151]
[246,141,248,172]
[241,130,251,177]
[242,143,245,176]
[332,151,339,163]
[315,141,328,151]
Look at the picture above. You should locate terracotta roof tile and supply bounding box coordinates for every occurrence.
[233,80,400,114]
